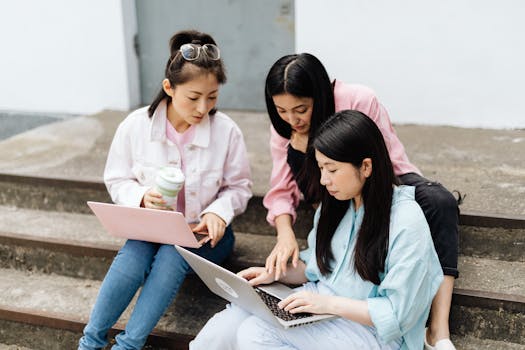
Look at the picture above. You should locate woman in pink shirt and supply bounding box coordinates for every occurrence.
[79,30,252,350]
[262,53,458,350]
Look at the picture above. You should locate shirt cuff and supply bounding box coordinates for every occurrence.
[200,199,234,226]
[266,202,297,226]
[299,247,312,262]
[110,184,149,207]
[367,297,402,342]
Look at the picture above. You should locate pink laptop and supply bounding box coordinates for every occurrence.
[87,201,208,248]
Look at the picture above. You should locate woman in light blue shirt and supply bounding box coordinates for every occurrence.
[191,110,443,350]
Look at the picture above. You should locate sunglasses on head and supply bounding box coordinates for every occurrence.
[179,43,221,61]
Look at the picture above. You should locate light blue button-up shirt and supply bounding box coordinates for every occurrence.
[299,185,443,350]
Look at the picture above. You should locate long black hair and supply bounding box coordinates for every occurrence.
[265,53,335,140]
[312,110,400,285]
[264,53,335,202]
[148,29,227,117]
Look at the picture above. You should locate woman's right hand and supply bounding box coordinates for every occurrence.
[141,188,170,210]
[265,227,300,281]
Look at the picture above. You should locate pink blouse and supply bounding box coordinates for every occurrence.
[263,80,421,226]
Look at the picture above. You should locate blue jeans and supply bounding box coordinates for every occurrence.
[78,226,234,350]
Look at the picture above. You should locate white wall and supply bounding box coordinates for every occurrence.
[2,1,524,128]
[0,0,139,115]
[296,1,525,129]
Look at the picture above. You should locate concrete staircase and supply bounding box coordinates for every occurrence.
[0,173,524,349]
[0,110,524,349]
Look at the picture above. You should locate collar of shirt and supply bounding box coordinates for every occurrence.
[149,99,211,148]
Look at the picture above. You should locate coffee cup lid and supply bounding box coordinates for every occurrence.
[158,166,185,183]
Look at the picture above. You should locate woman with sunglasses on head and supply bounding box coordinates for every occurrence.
[190,110,443,350]
[262,53,459,350]
[78,30,252,350]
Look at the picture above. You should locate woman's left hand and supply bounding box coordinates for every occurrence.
[192,212,226,248]
[278,291,333,315]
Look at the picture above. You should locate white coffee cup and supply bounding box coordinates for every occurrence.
[155,166,185,209]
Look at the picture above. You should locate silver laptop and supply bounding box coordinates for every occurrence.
[87,201,209,248]
[175,245,337,328]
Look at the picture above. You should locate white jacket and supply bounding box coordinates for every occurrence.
[104,100,252,225]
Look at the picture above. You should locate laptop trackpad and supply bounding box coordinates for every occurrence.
[258,283,295,300]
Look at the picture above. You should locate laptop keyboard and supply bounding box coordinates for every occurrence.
[255,288,312,321]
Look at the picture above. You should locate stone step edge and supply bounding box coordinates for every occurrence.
[0,231,119,258]
[2,172,525,229]
[453,288,525,314]
[0,230,283,261]
[0,305,189,349]
[2,205,524,264]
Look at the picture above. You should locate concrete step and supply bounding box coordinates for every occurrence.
[0,228,289,281]
[0,266,524,349]
[3,170,524,235]
[451,256,525,344]
[0,204,523,276]
[2,109,525,219]
[0,173,316,237]
[2,317,525,350]
[0,345,33,350]
[453,336,525,350]
[0,268,216,349]
[0,204,295,280]
[0,202,523,262]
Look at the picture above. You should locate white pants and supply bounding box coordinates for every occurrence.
[190,282,402,350]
